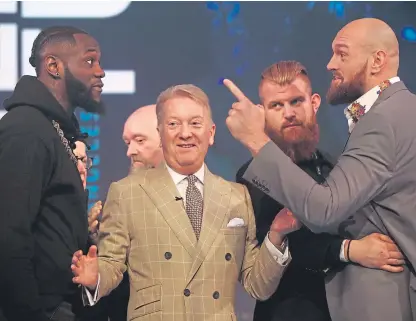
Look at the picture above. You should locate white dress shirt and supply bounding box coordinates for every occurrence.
[166,163,205,202]
[85,164,289,305]
[340,240,348,262]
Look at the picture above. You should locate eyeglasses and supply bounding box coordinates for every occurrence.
[75,155,94,170]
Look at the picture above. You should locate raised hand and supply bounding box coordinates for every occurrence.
[71,245,99,289]
[270,207,302,235]
[88,200,102,235]
[268,207,302,248]
[223,79,270,155]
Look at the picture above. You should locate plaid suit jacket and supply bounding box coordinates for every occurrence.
[96,164,289,321]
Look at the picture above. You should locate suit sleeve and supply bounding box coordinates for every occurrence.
[96,182,130,300]
[0,135,51,321]
[239,185,290,301]
[243,112,395,233]
[237,162,345,272]
[236,161,272,242]
[289,229,345,271]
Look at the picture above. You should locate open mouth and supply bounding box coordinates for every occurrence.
[332,75,343,83]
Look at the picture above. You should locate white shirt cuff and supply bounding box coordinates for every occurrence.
[264,233,289,265]
[82,274,100,306]
[340,240,348,262]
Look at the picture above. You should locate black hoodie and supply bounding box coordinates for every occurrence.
[0,76,88,321]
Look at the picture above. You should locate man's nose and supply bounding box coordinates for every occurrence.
[283,105,296,120]
[179,125,192,139]
[95,64,105,79]
[126,143,137,157]
[327,54,337,71]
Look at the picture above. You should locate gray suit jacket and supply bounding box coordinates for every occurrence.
[243,81,416,321]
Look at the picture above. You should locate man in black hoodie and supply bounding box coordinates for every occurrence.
[0,26,105,321]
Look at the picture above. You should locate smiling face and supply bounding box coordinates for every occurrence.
[157,88,215,175]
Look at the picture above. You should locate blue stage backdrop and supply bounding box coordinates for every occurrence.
[0,2,415,319]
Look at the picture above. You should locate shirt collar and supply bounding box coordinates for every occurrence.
[166,163,205,186]
[344,76,400,133]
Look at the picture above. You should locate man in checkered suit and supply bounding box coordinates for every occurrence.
[71,84,294,321]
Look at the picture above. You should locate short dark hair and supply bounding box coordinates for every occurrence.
[29,26,88,75]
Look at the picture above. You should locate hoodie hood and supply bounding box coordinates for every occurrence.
[3,75,80,139]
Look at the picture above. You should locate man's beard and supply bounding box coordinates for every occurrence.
[128,161,154,175]
[267,120,320,163]
[128,156,155,174]
[65,68,105,115]
[326,62,367,105]
[129,164,141,175]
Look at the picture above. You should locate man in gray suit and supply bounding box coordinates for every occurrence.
[224,18,416,321]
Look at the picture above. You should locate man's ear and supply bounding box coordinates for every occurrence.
[370,50,387,75]
[45,55,62,78]
[208,123,216,146]
[157,126,162,147]
[311,93,321,114]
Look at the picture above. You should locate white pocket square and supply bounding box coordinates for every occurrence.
[227,217,245,227]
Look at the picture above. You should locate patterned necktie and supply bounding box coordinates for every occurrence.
[185,175,203,240]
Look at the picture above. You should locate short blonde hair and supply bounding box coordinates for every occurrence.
[261,60,311,90]
[156,84,212,124]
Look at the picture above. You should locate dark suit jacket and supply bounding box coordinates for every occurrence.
[236,151,345,321]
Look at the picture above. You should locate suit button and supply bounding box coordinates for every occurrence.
[225,253,232,261]
[164,252,172,260]
[213,291,220,299]
[184,289,191,297]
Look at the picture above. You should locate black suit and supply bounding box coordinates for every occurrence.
[236,151,345,321]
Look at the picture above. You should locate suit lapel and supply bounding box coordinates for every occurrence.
[370,81,407,111]
[342,81,408,153]
[185,166,231,285]
[342,134,351,153]
[140,164,197,257]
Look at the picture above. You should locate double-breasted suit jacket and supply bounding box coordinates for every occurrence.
[95,164,290,321]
